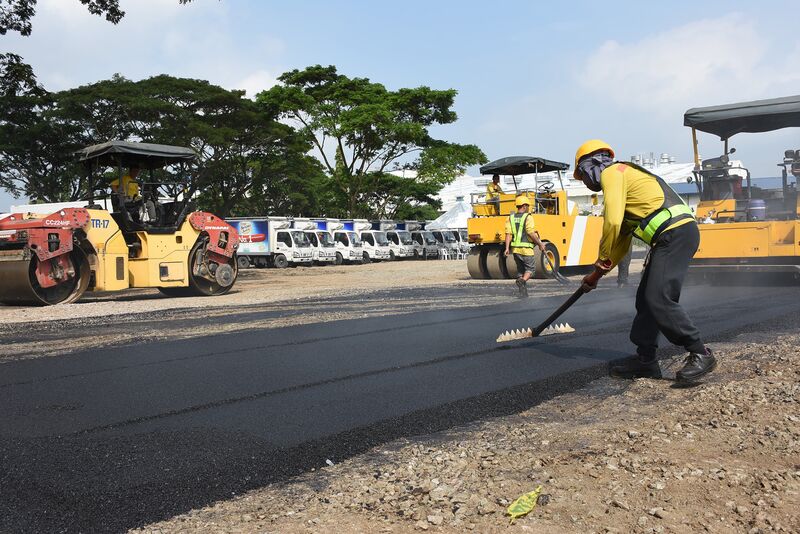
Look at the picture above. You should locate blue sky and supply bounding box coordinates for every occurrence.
[3,0,800,210]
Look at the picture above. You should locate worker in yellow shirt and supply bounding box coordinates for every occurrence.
[504,195,545,298]
[574,140,715,384]
[486,174,504,215]
[110,165,141,201]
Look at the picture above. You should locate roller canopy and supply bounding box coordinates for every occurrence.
[76,140,197,168]
[480,156,569,176]
[684,95,800,140]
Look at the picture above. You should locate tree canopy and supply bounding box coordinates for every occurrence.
[257,65,485,218]
[0,74,322,216]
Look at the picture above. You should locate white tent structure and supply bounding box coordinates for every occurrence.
[426,199,472,229]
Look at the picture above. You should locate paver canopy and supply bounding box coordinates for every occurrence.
[684,95,800,140]
[479,156,569,176]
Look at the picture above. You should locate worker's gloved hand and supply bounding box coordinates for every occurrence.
[581,260,613,293]
[538,242,546,252]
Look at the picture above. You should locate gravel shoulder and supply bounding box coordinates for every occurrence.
[134,314,800,534]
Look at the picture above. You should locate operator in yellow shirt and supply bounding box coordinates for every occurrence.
[574,140,715,384]
[504,195,545,298]
[486,174,504,215]
[110,165,141,201]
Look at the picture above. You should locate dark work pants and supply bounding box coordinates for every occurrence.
[630,222,705,359]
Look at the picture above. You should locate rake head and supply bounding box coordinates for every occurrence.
[496,322,575,343]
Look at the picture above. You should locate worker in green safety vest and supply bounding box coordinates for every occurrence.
[504,195,546,298]
[573,139,716,385]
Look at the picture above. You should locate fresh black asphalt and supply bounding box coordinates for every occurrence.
[1,281,799,532]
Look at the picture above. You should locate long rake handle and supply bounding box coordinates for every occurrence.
[532,287,586,336]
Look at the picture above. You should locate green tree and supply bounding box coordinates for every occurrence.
[3,73,317,215]
[257,65,485,217]
[0,53,86,201]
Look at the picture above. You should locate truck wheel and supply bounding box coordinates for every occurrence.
[237,255,250,269]
[413,249,420,260]
[534,242,560,279]
[390,250,396,261]
[467,246,489,279]
[334,252,343,265]
[274,254,289,269]
[363,251,371,264]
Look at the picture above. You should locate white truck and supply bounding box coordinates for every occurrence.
[374,221,414,260]
[347,219,391,263]
[410,229,440,260]
[227,216,313,268]
[293,218,337,265]
[315,218,363,265]
[429,228,460,257]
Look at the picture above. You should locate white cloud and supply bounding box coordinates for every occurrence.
[235,70,279,98]
[579,13,800,115]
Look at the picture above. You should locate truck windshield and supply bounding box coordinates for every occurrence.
[459,230,467,241]
[422,231,437,245]
[440,231,456,242]
[306,232,319,246]
[397,231,413,245]
[373,231,389,246]
[317,231,334,247]
[291,231,310,247]
[348,231,362,246]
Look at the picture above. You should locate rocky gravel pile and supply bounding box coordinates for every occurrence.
[135,315,800,533]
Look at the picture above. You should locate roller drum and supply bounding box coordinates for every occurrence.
[0,248,90,306]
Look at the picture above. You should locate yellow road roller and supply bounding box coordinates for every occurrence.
[684,95,800,278]
[466,156,603,279]
[0,140,240,305]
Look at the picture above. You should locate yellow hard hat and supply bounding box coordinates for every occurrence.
[515,195,531,207]
[574,139,615,179]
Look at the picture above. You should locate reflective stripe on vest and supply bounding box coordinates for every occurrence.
[510,213,533,248]
[632,204,694,245]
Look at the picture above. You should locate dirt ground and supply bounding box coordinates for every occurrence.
[0,260,479,325]
[132,311,800,533]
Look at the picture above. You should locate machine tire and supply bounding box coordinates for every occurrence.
[363,251,371,264]
[335,252,344,265]
[486,246,508,279]
[504,253,519,279]
[534,242,560,279]
[158,235,238,298]
[274,254,289,269]
[467,246,489,279]
[237,255,250,269]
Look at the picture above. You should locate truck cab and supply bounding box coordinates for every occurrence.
[430,229,460,256]
[376,221,414,260]
[293,218,336,265]
[360,229,392,262]
[410,230,440,259]
[449,229,471,254]
[323,219,362,264]
[345,219,390,263]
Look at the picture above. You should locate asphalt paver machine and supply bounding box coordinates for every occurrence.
[684,95,800,278]
[0,140,240,305]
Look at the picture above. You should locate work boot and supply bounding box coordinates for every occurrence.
[610,355,662,379]
[675,348,717,383]
[515,278,528,298]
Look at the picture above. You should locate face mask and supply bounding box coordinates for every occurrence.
[577,152,613,192]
